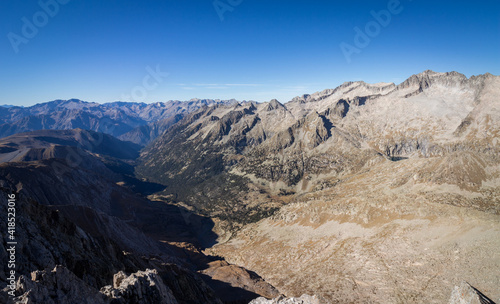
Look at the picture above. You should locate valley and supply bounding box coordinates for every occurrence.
[0,70,499,303]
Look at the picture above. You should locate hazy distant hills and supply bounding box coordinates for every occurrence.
[0,98,239,145]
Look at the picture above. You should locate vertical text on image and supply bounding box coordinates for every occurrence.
[6,193,17,298]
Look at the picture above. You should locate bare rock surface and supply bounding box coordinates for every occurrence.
[200,260,280,300]
[100,269,178,304]
[14,265,107,304]
[448,282,497,304]
[249,294,320,304]
[210,156,500,303]
[13,266,209,304]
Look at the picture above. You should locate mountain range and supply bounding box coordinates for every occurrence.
[138,70,500,303]
[0,70,499,303]
[0,99,239,145]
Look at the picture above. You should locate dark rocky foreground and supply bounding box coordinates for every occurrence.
[0,129,279,303]
[0,189,222,304]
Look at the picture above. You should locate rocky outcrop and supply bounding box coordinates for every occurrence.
[12,266,222,304]
[264,99,286,112]
[249,295,320,304]
[200,260,280,301]
[449,282,496,304]
[101,269,178,304]
[13,266,107,304]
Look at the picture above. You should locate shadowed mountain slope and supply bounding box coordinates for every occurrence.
[0,129,279,303]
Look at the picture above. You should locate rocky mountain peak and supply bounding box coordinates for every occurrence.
[394,70,475,97]
[396,72,433,91]
[421,69,440,75]
[265,99,285,111]
[248,102,258,111]
[339,81,357,88]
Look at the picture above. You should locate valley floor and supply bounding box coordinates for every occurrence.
[208,156,500,303]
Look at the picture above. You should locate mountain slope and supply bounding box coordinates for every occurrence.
[0,129,141,162]
[0,188,226,304]
[136,70,500,303]
[138,71,499,223]
[0,129,280,303]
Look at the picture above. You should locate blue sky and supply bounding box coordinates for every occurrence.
[0,0,499,106]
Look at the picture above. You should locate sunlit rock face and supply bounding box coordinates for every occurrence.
[137,71,500,303]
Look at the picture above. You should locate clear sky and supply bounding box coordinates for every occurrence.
[1,0,499,106]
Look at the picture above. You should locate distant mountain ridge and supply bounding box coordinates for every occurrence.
[0,98,240,144]
[1,71,496,146]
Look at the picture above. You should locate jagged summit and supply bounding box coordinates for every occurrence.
[420,69,443,75]
[396,70,467,90]
[248,102,258,111]
[264,99,286,111]
[289,70,496,106]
